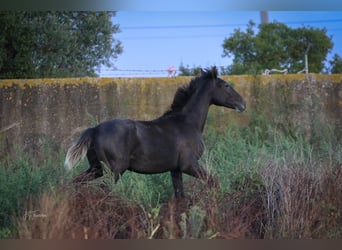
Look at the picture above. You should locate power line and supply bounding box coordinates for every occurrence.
[119,29,342,41]
[118,34,228,40]
[285,19,342,25]
[120,19,342,30]
[121,23,245,30]
[118,19,342,40]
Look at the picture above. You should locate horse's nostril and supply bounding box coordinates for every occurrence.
[241,101,247,111]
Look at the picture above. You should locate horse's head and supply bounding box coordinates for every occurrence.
[204,67,246,112]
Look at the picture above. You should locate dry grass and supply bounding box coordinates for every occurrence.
[260,162,342,238]
[16,186,142,239]
[16,185,264,239]
[15,160,341,239]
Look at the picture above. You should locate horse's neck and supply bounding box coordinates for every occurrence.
[182,87,211,133]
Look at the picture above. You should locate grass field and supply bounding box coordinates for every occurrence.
[0,113,341,239]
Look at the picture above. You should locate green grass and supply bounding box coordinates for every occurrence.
[0,147,69,238]
[99,167,173,209]
[0,113,341,238]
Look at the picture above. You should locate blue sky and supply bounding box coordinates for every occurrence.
[100,11,342,77]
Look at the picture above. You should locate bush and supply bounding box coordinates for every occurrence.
[0,147,68,237]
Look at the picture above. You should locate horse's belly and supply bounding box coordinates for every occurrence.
[128,149,177,174]
[129,121,181,173]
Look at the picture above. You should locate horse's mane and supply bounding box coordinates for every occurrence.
[162,67,218,116]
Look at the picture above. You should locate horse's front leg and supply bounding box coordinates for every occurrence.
[182,162,218,189]
[171,170,185,199]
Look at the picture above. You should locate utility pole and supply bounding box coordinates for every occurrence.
[297,43,312,74]
[260,11,269,24]
[304,43,312,74]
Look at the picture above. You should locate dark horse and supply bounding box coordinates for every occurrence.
[65,67,246,198]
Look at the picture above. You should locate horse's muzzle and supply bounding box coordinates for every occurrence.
[235,100,247,112]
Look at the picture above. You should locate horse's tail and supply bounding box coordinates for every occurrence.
[64,128,95,170]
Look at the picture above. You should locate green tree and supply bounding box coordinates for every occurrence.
[178,63,202,76]
[329,53,342,73]
[222,20,257,74]
[0,11,122,78]
[222,21,333,74]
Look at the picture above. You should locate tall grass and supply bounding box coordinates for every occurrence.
[0,113,341,238]
[0,146,69,238]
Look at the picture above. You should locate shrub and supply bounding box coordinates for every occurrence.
[0,147,68,237]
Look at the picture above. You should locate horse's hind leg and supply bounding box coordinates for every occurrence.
[73,148,103,183]
[105,158,128,183]
[86,149,104,178]
[93,143,129,183]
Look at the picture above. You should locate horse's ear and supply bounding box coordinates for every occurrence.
[200,68,207,76]
[211,66,218,78]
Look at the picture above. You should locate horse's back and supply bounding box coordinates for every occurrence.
[95,118,135,135]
